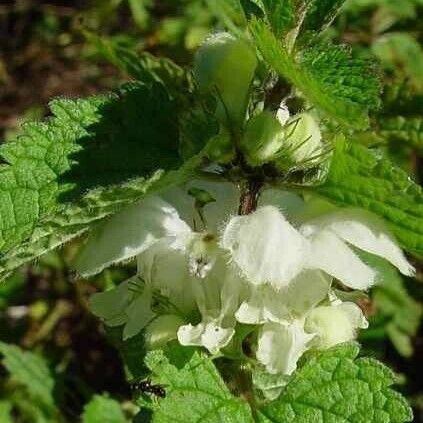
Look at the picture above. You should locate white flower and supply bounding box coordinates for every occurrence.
[235,270,331,324]
[221,204,414,290]
[177,256,244,354]
[256,320,315,375]
[77,178,413,370]
[221,206,308,287]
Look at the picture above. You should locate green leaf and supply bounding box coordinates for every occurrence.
[0,342,57,412]
[316,138,423,255]
[257,343,413,423]
[379,116,423,151]
[300,42,381,112]
[141,344,255,423]
[249,19,377,128]
[106,326,149,381]
[303,0,347,32]
[248,0,296,35]
[82,395,128,423]
[372,33,423,92]
[365,255,422,357]
[0,401,13,423]
[0,152,201,281]
[128,0,151,30]
[0,81,202,280]
[85,32,190,96]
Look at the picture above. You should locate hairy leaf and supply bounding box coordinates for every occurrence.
[303,0,347,32]
[249,19,376,128]
[0,81,200,280]
[85,32,190,96]
[82,395,128,423]
[0,342,57,412]
[300,42,381,112]
[141,344,254,423]
[316,138,423,255]
[257,343,412,422]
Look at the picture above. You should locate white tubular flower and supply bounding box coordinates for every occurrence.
[256,320,315,375]
[221,206,308,288]
[304,301,368,349]
[221,202,413,291]
[301,209,415,280]
[177,257,243,354]
[75,180,239,278]
[145,314,186,349]
[235,270,330,324]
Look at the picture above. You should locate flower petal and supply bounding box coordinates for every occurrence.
[303,209,414,276]
[305,302,368,349]
[162,180,239,232]
[145,314,185,349]
[75,196,192,277]
[235,284,289,324]
[305,230,376,290]
[177,319,235,354]
[137,240,196,315]
[221,206,308,288]
[284,270,331,316]
[257,321,314,375]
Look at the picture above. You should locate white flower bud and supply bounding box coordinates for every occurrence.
[304,302,368,349]
[194,32,257,129]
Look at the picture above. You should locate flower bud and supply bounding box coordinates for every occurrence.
[205,131,235,164]
[241,111,284,167]
[194,32,257,129]
[304,302,368,349]
[276,112,323,170]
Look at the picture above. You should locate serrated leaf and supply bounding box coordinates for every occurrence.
[85,32,190,96]
[141,344,255,423]
[300,42,381,112]
[316,138,423,255]
[0,151,201,281]
[0,81,201,280]
[0,342,57,412]
[82,395,128,423]
[249,19,375,128]
[303,0,347,32]
[247,0,296,35]
[257,343,413,423]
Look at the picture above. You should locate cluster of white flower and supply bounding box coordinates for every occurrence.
[76,179,413,377]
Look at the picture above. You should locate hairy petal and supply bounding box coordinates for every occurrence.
[304,230,376,290]
[257,321,315,375]
[303,209,415,276]
[221,206,308,288]
[75,196,192,277]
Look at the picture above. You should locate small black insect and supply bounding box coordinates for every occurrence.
[131,378,166,398]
